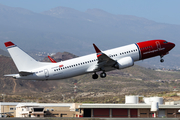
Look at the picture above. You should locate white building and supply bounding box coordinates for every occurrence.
[16,103,44,117]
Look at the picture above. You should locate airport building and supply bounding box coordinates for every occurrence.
[0,102,81,117]
[0,96,180,118]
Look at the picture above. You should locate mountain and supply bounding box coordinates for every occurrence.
[42,52,78,62]
[0,4,179,68]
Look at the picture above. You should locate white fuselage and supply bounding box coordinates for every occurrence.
[16,44,139,80]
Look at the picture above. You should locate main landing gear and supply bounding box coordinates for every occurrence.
[92,72,106,79]
[100,72,106,78]
[92,73,98,79]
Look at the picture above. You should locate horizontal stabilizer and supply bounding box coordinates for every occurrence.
[48,56,57,63]
[19,71,34,76]
[4,71,33,79]
[4,74,18,77]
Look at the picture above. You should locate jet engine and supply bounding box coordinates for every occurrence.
[114,56,134,69]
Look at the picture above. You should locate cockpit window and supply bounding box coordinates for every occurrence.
[163,41,168,44]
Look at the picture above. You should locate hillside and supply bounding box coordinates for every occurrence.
[42,52,78,62]
[0,56,60,94]
[1,52,180,103]
[0,48,9,57]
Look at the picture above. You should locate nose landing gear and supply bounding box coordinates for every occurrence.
[160,55,164,63]
[160,59,164,63]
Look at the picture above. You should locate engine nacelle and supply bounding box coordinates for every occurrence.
[114,56,134,69]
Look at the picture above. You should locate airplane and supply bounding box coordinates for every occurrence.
[4,40,175,80]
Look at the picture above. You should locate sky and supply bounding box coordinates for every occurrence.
[0,0,180,25]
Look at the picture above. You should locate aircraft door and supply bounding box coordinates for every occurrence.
[156,41,161,49]
[44,69,49,78]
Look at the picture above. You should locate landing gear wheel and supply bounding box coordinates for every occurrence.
[100,72,106,78]
[92,73,98,79]
[160,59,164,63]
[160,55,164,63]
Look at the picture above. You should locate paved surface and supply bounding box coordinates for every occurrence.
[0,118,180,120]
[102,118,180,120]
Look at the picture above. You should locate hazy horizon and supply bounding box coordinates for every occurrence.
[0,0,180,25]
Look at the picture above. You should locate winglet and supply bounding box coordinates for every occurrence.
[4,41,16,48]
[93,44,103,57]
[48,56,57,63]
[93,44,101,53]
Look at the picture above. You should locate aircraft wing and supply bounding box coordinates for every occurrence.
[89,44,117,71]
[93,44,115,63]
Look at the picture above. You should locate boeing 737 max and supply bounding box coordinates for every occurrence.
[4,40,175,80]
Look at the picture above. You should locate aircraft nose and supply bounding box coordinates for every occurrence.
[169,42,175,49]
[168,42,175,51]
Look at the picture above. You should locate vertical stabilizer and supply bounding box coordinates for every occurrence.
[4,41,50,71]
